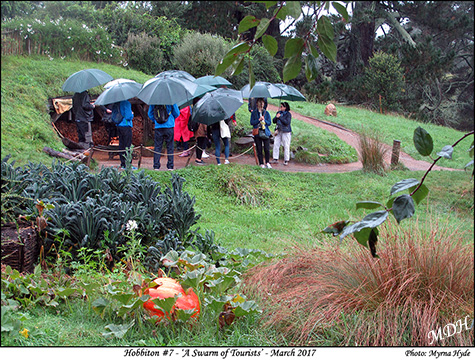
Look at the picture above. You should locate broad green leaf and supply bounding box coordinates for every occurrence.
[103,320,135,339]
[409,184,429,205]
[92,297,110,317]
[215,43,250,76]
[284,1,302,19]
[56,287,77,299]
[249,62,255,89]
[309,43,320,58]
[353,227,372,248]
[151,296,178,314]
[181,270,202,290]
[413,127,433,156]
[257,1,278,9]
[390,178,419,196]
[284,38,305,59]
[356,201,385,210]
[111,292,135,305]
[465,159,474,169]
[262,35,278,56]
[175,308,196,322]
[283,55,302,83]
[437,145,453,159]
[392,194,415,224]
[233,300,260,317]
[305,54,319,82]
[468,141,474,157]
[317,16,334,39]
[255,18,270,39]
[274,6,289,21]
[117,297,147,317]
[317,34,337,62]
[333,2,349,21]
[340,210,389,240]
[238,16,259,34]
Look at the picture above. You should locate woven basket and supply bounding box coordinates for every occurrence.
[1,222,39,273]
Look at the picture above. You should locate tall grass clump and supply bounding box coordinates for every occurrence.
[243,218,474,346]
[358,127,388,175]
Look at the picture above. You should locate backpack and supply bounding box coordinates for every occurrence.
[112,103,123,124]
[153,105,169,124]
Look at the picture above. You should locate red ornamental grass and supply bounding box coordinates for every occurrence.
[243,217,474,346]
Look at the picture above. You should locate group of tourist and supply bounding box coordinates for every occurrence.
[71,91,292,171]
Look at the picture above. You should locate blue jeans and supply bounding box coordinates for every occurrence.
[211,127,229,164]
[154,127,174,169]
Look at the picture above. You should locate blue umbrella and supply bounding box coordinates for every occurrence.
[194,75,232,87]
[192,88,243,125]
[62,69,113,93]
[94,80,142,106]
[240,81,283,99]
[273,83,306,101]
[177,84,217,108]
[137,76,198,105]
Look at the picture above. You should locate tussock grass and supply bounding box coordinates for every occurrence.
[358,127,388,175]
[243,217,474,346]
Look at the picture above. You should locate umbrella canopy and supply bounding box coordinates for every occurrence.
[240,81,283,99]
[273,83,306,101]
[194,75,232,87]
[62,69,113,93]
[94,81,142,106]
[137,76,198,105]
[176,84,217,108]
[155,70,196,82]
[192,88,243,125]
[104,78,137,89]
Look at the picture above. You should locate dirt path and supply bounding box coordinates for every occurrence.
[91,104,457,173]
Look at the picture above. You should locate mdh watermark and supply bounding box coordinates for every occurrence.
[427,315,473,345]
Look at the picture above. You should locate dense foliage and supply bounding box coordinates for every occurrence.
[1,155,205,269]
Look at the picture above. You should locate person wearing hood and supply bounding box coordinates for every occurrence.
[148,104,180,170]
[271,102,292,166]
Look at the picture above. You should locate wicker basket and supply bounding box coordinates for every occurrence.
[1,222,39,273]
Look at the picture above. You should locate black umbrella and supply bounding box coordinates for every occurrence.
[192,88,243,125]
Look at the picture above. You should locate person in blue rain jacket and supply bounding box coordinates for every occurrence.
[148,104,180,170]
[112,100,134,169]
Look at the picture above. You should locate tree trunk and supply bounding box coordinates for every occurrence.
[347,1,376,78]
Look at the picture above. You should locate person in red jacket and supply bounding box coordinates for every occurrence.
[174,105,194,157]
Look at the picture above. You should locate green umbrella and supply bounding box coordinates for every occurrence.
[155,70,196,82]
[273,83,306,101]
[94,80,142,106]
[177,84,217,108]
[192,88,243,125]
[62,69,113,93]
[137,76,198,105]
[194,75,232,87]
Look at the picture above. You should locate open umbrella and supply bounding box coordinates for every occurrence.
[94,80,142,106]
[155,70,196,82]
[194,75,232,87]
[104,78,137,89]
[137,76,198,105]
[176,84,217,108]
[273,83,306,101]
[192,88,243,125]
[62,69,113,93]
[240,81,283,99]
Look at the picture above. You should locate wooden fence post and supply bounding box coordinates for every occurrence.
[391,140,401,166]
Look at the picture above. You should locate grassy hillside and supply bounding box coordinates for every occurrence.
[2,55,471,168]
